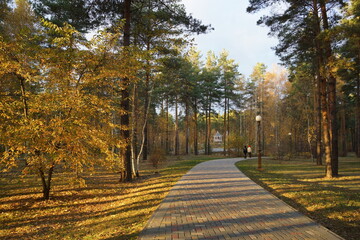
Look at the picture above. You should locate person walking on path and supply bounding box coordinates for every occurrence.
[243,145,247,158]
[247,145,252,158]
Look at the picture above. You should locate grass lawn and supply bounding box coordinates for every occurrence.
[0,155,222,240]
[236,156,360,240]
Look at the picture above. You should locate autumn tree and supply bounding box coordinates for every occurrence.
[247,0,344,177]
[0,0,139,198]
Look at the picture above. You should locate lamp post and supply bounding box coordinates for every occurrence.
[256,115,262,170]
[288,132,292,160]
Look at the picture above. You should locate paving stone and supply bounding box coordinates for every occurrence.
[138,158,344,240]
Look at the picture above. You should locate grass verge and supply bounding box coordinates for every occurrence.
[236,157,360,240]
[0,155,221,240]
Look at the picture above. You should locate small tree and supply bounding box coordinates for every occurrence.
[149,146,166,173]
[0,5,136,199]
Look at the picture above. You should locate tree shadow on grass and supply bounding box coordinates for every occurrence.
[237,163,359,240]
[0,169,175,240]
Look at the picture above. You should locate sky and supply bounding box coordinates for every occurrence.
[181,0,280,78]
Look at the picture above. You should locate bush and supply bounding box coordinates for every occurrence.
[149,147,166,171]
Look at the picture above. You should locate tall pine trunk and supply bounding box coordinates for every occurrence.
[340,104,347,157]
[142,43,151,161]
[320,71,332,178]
[356,69,360,157]
[313,0,323,166]
[194,99,198,155]
[223,78,227,155]
[227,98,230,155]
[320,0,338,177]
[175,96,179,155]
[208,101,212,154]
[121,0,132,182]
[205,98,209,155]
[131,84,139,177]
[316,76,323,165]
[185,101,189,155]
[166,97,169,154]
[223,95,227,155]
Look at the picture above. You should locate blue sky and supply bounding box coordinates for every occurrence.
[182,0,280,78]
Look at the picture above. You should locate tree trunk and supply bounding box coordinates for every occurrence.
[185,101,189,155]
[194,100,198,155]
[316,75,323,165]
[260,78,265,155]
[306,94,314,161]
[39,165,54,200]
[320,71,332,178]
[19,75,29,119]
[142,85,149,161]
[208,101,212,154]
[160,101,165,148]
[175,96,179,155]
[166,97,170,154]
[131,84,139,177]
[313,0,326,166]
[340,104,347,157]
[227,97,230,155]
[223,93,227,155]
[121,0,132,182]
[356,71,360,157]
[205,98,209,155]
[142,43,151,161]
[319,0,338,177]
[312,0,323,166]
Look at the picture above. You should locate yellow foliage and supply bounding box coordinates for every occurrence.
[0,17,141,197]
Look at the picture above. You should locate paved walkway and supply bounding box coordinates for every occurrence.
[139,158,343,240]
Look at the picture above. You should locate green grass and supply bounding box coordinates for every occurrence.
[236,157,360,240]
[3,155,358,239]
[0,155,221,240]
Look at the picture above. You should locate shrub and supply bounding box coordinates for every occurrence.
[149,147,166,171]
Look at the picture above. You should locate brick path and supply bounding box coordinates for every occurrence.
[139,158,343,240]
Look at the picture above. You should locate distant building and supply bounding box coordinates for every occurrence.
[213,131,223,143]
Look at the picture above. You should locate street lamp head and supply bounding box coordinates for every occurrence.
[256,115,262,122]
